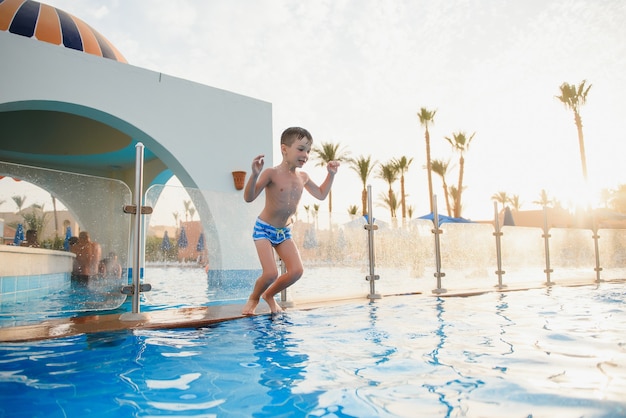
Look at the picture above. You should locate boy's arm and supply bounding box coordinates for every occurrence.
[244,155,270,202]
[305,161,339,200]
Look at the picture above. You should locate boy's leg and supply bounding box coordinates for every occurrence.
[263,240,304,313]
[242,240,278,315]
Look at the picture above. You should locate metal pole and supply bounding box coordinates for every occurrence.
[120,143,151,321]
[365,185,381,299]
[542,205,554,286]
[432,196,446,294]
[131,143,144,313]
[493,202,506,289]
[592,212,603,283]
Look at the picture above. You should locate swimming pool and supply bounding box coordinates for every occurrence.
[1,282,624,417]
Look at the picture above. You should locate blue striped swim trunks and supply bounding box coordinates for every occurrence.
[253,218,292,246]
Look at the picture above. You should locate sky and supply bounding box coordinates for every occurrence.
[4,0,626,221]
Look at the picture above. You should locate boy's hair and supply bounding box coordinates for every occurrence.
[281,127,312,146]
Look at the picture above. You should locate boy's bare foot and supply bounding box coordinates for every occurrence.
[241,299,259,315]
[263,293,283,314]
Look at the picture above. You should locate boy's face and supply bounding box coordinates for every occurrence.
[282,136,312,167]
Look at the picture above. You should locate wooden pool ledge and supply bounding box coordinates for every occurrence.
[2,279,623,343]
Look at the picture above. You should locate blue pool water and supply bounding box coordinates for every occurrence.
[1,282,625,417]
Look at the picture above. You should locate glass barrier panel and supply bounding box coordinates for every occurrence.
[0,161,131,326]
[369,219,435,296]
[143,182,626,311]
[596,228,626,280]
[290,212,370,302]
[437,223,498,292]
[548,227,597,283]
[500,226,547,287]
[4,166,625,328]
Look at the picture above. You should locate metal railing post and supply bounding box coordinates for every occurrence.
[493,202,506,289]
[592,212,603,283]
[432,196,446,294]
[120,143,152,321]
[542,205,554,286]
[365,185,381,300]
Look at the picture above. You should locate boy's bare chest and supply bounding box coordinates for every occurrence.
[270,175,304,200]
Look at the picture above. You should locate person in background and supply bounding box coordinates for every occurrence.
[241,127,340,315]
[20,229,40,248]
[99,251,122,279]
[70,231,101,280]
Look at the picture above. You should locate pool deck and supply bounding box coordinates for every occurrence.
[1,279,623,343]
[0,297,368,343]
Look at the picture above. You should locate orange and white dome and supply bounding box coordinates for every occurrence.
[0,0,126,63]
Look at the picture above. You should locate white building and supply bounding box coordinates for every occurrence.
[0,1,272,271]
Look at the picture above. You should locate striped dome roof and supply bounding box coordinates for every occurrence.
[0,0,127,63]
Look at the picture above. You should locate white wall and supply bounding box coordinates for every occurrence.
[0,32,274,270]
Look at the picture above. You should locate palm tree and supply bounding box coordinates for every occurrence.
[556,80,592,181]
[22,203,48,240]
[312,203,320,229]
[509,195,522,211]
[491,191,509,207]
[183,200,192,222]
[377,190,399,219]
[448,185,461,218]
[348,155,377,216]
[392,156,413,220]
[431,159,452,216]
[376,161,399,219]
[444,131,475,217]
[11,195,26,214]
[312,141,350,213]
[418,107,437,213]
[533,189,554,208]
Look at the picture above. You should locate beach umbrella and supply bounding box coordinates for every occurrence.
[196,232,205,252]
[418,212,473,227]
[13,223,25,245]
[63,226,72,251]
[161,230,172,251]
[177,226,188,249]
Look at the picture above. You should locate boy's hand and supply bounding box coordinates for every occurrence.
[327,160,340,174]
[251,154,265,175]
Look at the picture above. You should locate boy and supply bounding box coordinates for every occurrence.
[241,127,340,315]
